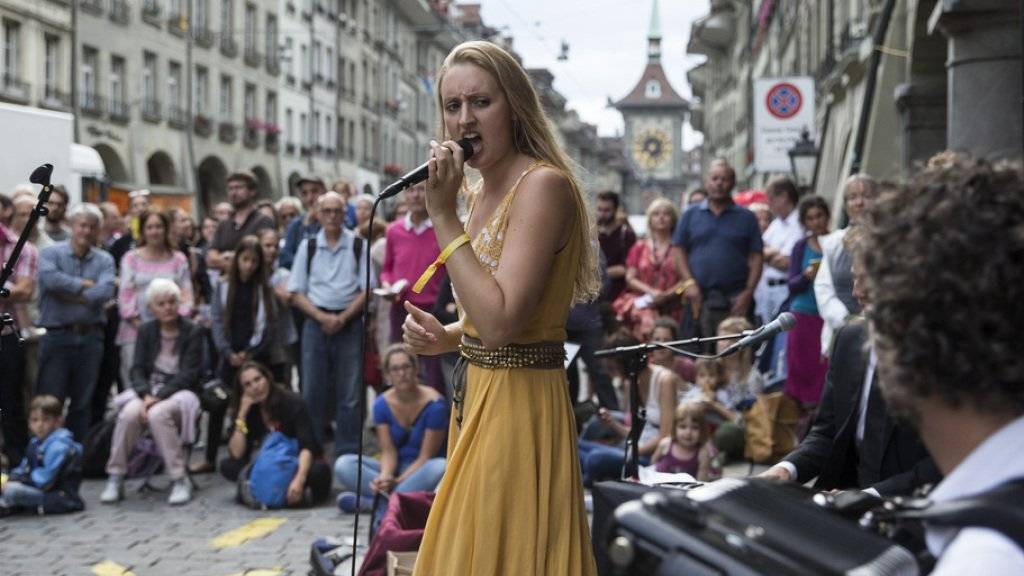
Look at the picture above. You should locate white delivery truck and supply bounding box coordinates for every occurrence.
[0,102,106,203]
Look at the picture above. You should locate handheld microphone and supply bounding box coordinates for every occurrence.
[378,138,475,200]
[719,312,796,357]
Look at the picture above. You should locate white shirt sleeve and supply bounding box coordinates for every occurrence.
[814,230,850,353]
[931,529,1024,576]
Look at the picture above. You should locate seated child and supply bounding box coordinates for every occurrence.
[650,401,721,481]
[0,395,84,517]
[684,358,736,424]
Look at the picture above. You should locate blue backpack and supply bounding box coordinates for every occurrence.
[247,431,300,509]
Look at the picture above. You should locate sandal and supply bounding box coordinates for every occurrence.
[188,461,216,474]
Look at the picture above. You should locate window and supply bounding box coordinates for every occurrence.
[169,0,182,17]
[339,56,346,92]
[300,112,308,147]
[645,79,661,98]
[325,114,332,150]
[82,47,98,103]
[313,41,321,78]
[3,19,21,80]
[244,82,256,120]
[195,65,209,115]
[219,75,233,119]
[44,34,59,98]
[300,44,308,82]
[285,38,294,78]
[143,52,157,103]
[195,0,208,31]
[244,3,256,52]
[266,14,277,65]
[286,108,294,146]
[313,110,321,146]
[220,0,233,36]
[325,47,333,82]
[337,115,345,151]
[110,56,126,110]
[168,61,182,110]
[265,91,276,125]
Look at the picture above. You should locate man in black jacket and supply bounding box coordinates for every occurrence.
[760,241,939,496]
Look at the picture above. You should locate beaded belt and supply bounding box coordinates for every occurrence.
[451,337,566,429]
[458,337,565,370]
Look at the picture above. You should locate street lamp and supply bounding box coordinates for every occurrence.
[788,128,819,189]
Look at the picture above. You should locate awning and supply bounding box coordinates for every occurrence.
[71,143,106,179]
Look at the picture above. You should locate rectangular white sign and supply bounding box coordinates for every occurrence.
[753,77,816,173]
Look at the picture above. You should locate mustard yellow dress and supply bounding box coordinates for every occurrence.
[412,162,598,575]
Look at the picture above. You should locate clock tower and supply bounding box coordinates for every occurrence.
[614,0,689,214]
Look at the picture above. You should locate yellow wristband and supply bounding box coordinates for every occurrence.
[412,233,470,294]
[675,278,696,296]
[234,419,249,435]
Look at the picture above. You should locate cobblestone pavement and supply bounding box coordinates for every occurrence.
[1,471,365,576]
[1,450,761,576]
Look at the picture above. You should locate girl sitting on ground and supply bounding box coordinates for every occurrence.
[650,401,721,481]
[334,344,448,512]
[220,361,331,507]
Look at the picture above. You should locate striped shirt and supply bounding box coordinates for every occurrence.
[0,223,37,329]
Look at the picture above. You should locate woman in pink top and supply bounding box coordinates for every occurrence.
[117,210,193,387]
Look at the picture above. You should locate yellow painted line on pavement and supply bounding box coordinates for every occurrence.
[91,560,136,576]
[226,569,284,576]
[211,517,287,549]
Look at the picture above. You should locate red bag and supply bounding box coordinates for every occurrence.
[358,491,435,576]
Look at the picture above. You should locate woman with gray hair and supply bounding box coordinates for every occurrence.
[813,174,878,355]
[101,278,202,506]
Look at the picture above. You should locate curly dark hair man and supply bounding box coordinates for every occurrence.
[861,153,1024,574]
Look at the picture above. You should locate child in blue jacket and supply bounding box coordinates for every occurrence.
[0,395,84,516]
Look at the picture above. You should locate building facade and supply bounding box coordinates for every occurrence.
[688,0,1021,220]
[2,0,610,215]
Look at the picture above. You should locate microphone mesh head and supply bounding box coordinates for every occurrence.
[778,312,797,330]
[457,138,475,161]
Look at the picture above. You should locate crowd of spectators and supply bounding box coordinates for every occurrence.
[0,154,951,521]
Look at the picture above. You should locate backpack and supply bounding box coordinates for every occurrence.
[81,417,117,479]
[743,391,800,464]
[306,234,363,278]
[246,431,300,509]
[126,436,164,479]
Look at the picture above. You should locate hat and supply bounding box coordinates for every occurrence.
[295,174,325,188]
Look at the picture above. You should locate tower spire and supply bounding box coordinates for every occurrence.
[647,0,662,61]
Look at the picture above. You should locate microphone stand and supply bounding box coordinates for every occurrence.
[0,163,54,351]
[349,193,386,576]
[594,329,755,480]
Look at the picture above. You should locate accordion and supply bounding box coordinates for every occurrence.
[602,478,919,576]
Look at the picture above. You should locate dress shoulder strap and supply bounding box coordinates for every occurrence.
[492,160,549,232]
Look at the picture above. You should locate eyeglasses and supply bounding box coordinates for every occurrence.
[387,363,415,374]
[320,208,345,216]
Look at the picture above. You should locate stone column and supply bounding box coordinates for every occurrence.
[895,82,947,171]
[929,0,1022,159]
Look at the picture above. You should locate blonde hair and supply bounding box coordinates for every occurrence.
[674,401,711,446]
[717,316,756,377]
[645,197,679,232]
[436,41,600,303]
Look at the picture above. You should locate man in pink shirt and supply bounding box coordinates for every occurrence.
[380,184,445,393]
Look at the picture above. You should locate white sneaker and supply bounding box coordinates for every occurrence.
[100,475,124,504]
[168,478,192,505]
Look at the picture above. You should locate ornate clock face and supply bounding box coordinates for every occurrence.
[633,128,672,170]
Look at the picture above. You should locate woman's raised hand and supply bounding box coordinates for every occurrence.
[425,140,466,221]
[402,301,447,356]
